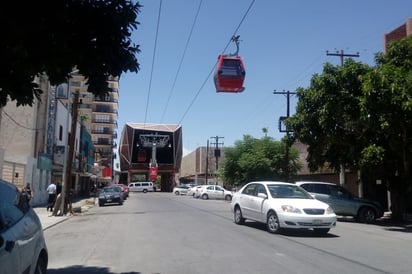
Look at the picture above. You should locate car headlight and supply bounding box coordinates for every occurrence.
[326,206,334,214]
[281,205,302,214]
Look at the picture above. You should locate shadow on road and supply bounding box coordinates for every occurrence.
[242,221,339,238]
[47,265,141,274]
[338,216,412,233]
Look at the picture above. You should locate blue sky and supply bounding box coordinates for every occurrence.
[117,0,411,155]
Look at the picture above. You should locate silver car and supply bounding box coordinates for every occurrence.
[231,181,337,235]
[0,179,48,274]
[295,181,384,223]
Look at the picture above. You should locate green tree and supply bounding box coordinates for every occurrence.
[361,36,412,219]
[220,135,300,186]
[288,59,372,173]
[288,36,412,220]
[0,0,141,107]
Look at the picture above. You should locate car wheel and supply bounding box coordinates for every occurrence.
[175,191,179,195]
[313,228,330,235]
[234,206,245,224]
[201,194,208,200]
[357,207,377,223]
[225,194,232,201]
[143,189,147,193]
[34,254,47,274]
[99,202,103,207]
[267,211,281,234]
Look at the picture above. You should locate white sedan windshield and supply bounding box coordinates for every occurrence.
[267,185,312,199]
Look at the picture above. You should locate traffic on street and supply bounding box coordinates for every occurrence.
[42,191,412,274]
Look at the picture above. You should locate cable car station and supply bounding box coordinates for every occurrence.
[119,123,182,192]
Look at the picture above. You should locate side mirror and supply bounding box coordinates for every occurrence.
[257,193,267,199]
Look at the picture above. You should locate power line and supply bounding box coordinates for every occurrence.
[178,0,256,124]
[144,0,163,125]
[1,109,40,131]
[160,0,203,123]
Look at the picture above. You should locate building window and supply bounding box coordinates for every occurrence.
[59,125,63,141]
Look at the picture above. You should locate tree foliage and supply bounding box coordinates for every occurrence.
[220,135,300,186]
[0,0,141,107]
[288,36,412,219]
[288,59,372,172]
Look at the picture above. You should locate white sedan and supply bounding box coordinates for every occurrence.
[231,181,337,235]
[173,185,190,195]
[0,179,48,274]
[198,185,232,201]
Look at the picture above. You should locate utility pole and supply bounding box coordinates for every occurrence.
[210,136,224,184]
[63,91,79,214]
[326,50,359,66]
[205,140,209,185]
[326,49,360,187]
[273,90,296,181]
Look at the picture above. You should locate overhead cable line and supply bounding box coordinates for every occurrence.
[144,0,162,126]
[1,109,40,131]
[178,0,256,124]
[160,0,203,123]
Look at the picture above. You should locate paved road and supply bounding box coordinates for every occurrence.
[43,192,412,274]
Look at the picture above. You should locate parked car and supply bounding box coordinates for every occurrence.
[231,181,337,235]
[173,185,190,195]
[111,185,127,200]
[199,185,233,201]
[112,184,129,199]
[98,186,124,206]
[0,179,48,274]
[190,185,205,198]
[194,185,209,198]
[295,181,384,223]
[128,182,154,193]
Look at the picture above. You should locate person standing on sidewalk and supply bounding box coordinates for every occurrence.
[22,182,33,203]
[46,181,57,212]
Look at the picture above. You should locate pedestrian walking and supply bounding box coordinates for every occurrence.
[46,181,57,212]
[22,182,33,203]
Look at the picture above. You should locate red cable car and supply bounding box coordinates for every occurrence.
[214,35,246,93]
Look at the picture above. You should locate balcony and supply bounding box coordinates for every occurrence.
[92,107,118,115]
[92,129,117,138]
[92,119,118,126]
[94,96,118,103]
[93,139,116,147]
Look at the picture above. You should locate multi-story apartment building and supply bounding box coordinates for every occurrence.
[64,72,119,182]
[0,71,118,205]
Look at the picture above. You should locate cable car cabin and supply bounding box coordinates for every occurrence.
[214,55,246,93]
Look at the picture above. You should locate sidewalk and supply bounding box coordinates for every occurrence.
[33,197,97,230]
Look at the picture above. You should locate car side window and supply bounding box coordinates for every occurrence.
[330,185,351,198]
[256,184,267,196]
[313,184,331,195]
[242,184,256,196]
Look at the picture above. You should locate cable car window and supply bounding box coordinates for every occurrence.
[220,59,243,77]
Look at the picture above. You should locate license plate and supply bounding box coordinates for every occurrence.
[313,219,322,225]
[107,199,112,202]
